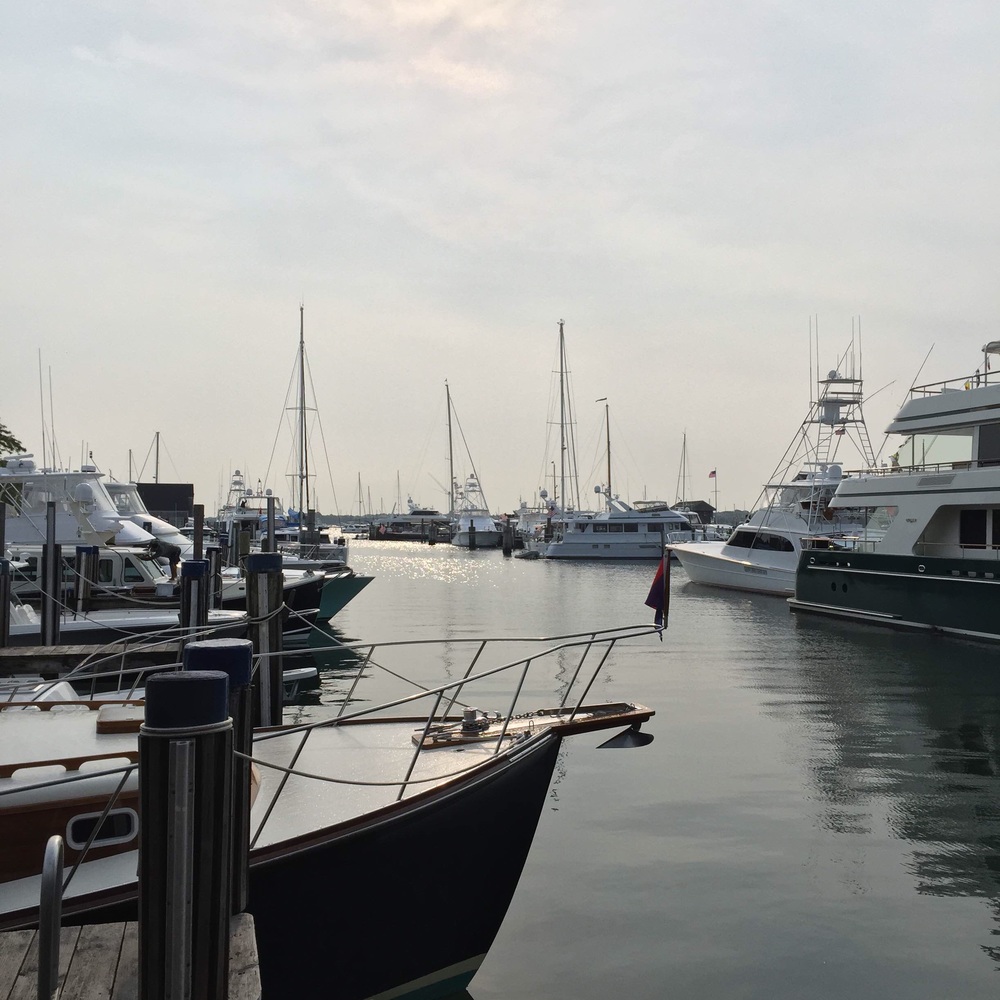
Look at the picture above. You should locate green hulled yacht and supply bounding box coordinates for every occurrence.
[790,341,1000,641]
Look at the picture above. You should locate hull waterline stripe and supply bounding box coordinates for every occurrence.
[788,599,1000,642]
[365,954,484,999]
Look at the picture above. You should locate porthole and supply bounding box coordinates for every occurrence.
[830,582,836,592]
[841,583,848,593]
[66,808,138,850]
[918,565,925,573]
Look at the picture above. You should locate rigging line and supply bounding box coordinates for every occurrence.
[447,390,489,511]
[304,358,341,517]
[263,352,301,495]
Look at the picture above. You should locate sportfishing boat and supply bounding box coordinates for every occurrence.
[0,625,657,1000]
[790,341,1000,640]
[669,355,876,594]
[450,473,501,548]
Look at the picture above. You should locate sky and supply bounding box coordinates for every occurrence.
[3,1,1000,518]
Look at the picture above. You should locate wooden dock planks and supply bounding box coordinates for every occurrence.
[0,915,260,1000]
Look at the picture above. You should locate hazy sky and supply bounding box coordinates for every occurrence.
[3,1,999,517]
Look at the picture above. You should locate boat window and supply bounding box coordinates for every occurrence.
[98,559,114,583]
[122,558,145,582]
[592,523,608,533]
[646,523,665,534]
[624,523,639,533]
[896,428,973,469]
[608,524,623,533]
[960,509,987,548]
[978,423,1000,466]
[574,522,588,532]
[66,808,138,851]
[726,529,758,549]
[12,557,39,582]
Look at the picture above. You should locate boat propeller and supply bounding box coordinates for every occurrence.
[597,723,654,749]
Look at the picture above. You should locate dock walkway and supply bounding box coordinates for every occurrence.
[0,913,261,999]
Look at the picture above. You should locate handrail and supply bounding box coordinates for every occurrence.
[38,835,63,1000]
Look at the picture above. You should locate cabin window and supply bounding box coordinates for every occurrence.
[66,808,138,850]
[624,523,639,533]
[960,510,988,548]
[646,523,665,534]
[896,428,973,469]
[726,530,758,549]
[122,558,145,582]
[573,522,588,532]
[98,559,114,583]
[978,423,1000,466]
[608,524,623,533]
[592,523,608,533]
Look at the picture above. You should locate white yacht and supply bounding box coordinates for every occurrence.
[0,455,155,547]
[669,361,876,595]
[104,478,194,555]
[544,491,690,560]
[450,473,501,549]
[790,341,1000,640]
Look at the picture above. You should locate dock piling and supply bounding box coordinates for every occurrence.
[247,553,283,727]
[179,559,209,649]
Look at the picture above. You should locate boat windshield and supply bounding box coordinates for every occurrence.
[894,429,973,469]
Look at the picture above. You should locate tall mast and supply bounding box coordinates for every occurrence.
[298,305,310,533]
[154,431,160,484]
[558,320,566,509]
[605,400,611,500]
[446,381,455,514]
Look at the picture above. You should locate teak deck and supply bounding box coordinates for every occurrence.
[0,914,260,999]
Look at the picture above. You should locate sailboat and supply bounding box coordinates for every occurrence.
[446,382,501,549]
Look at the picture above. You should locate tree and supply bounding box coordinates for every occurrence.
[0,421,24,456]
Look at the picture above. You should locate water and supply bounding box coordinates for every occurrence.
[296,540,1000,999]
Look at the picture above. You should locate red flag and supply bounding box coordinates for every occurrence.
[644,556,670,636]
[708,469,716,479]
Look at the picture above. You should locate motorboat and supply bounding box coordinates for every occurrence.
[450,473,501,549]
[544,493,691,559]
[0,625,657,1000]
[790,341,1000,640]
[0,455,155,548]
[669,355,876,594]
[372,498,453,542]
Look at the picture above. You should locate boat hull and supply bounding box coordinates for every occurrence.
[669,542,795,595]
[790,550,1000,641]
[5,733,563,1000]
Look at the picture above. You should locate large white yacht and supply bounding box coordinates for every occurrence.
[669,361,876,595]
[543,491,690,560]
[790,342,1000,640]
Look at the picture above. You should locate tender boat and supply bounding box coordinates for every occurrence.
[790,341,1000,640]
[669,359,876,594]
[0,625,657,1000]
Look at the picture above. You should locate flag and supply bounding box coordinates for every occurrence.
[708,469,716,479]
[834,427,845,436]
[644,556,670,637]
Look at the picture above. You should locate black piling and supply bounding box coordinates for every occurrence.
[0,558,10,648]
[206,546,224,610]
[183,638,254,915]
[75,544,99,614]
[247,552,283,727]
[139,670,233,1000]
[469,522,478,550]
[502,522,514,556]
[192,503,205,561]
[179,559,210,648]
[40,503,61,647]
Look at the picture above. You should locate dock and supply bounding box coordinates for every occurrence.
[0,642,180,677]
[0,914,261,999]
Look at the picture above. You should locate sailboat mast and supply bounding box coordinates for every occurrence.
[446,381,455,514]
[605,401,611,500]
[558,320,566,509]
[298,305,310,535]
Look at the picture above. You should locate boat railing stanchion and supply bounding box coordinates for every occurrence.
[179,559,209,654]
[247,552,283,727]
[140,670,234,1000]
[38,833,64,1000]
[183,638,254,916]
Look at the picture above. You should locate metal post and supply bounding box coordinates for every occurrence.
[0,559,10,648]
[469,521,478,550]
[40,503,60,647]
[139,670,233,1000]
[246,552,283,727]
[75,545,99,615]
[265,496,276,554]
[183,639,253,915]
[179,559,209,649]
[206,546,223,610]
[192,503,205,562]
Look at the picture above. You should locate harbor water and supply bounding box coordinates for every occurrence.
[296,540,1000,999]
